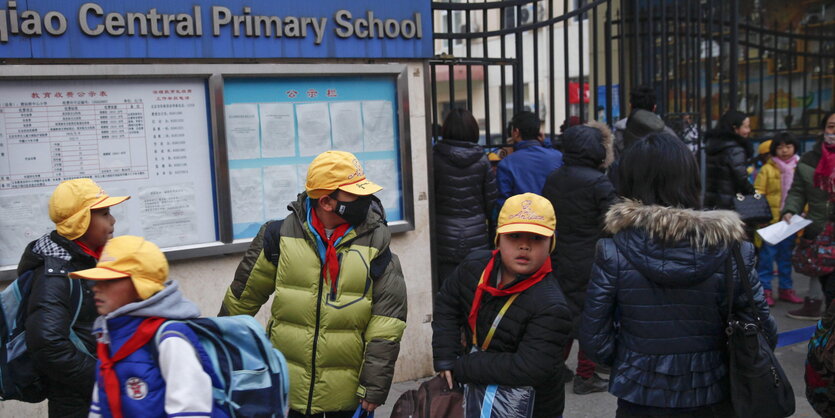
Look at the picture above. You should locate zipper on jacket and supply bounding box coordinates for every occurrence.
[306,271,326,416]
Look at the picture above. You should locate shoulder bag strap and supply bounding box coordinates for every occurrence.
[725,243,762,324]
[476,293,521,351]
[725,248,736,322]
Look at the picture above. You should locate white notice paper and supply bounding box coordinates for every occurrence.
[330,101,364,153]
[296,103,331,156]
[363,159,399,210]
[138,183,199,248]
[263,165,299,220]
[225,104,260,160]
[259,103,296,158]
[230,168,264,224]
[757,215,813,245]
[362,100,395,152]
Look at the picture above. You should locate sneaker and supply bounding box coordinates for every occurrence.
[786,297,823,320]
[778,289,804,304]
[764,289,775,306]
[573,373,608,395]
[595,364,611,375]
[560,365,574,385]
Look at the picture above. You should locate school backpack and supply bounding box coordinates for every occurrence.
[155,315,290,418]
[0,257,92,402]
[390,375,464,418]
[806,300,835,417]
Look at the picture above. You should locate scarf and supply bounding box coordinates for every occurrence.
[74,239,103,260]
[772,155,798,210]
[310,206,351,298]
[467,250,552,340]
[97,317,166,418]
[814,143,835,195]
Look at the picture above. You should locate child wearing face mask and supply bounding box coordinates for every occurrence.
[755,132,802,306]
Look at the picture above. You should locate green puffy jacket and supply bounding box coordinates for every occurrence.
[221,194,407,414]
[782,142,832,237]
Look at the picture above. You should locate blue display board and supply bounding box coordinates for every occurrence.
[223,76,403,239]
[0,0,431,59]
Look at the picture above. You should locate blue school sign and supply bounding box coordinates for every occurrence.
[0,0,432,59]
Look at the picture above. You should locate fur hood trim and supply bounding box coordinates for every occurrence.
[585,120,615,169]
[605,199,746,247]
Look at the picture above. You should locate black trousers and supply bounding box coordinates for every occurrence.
[288,409,356,418]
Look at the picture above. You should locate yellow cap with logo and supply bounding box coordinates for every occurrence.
[49,178,130,240]
[305,150,383,199]
[496,193,557,251]
[69,235,167,300]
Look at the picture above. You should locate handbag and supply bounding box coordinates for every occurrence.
[390,375,464,418]
[463,294,535,418]
[805,299,835,417]
[724,244,795,418]
[792,222,835,276]
[732,193,773,224]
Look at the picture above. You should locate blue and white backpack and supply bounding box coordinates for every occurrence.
[155,315,290,418]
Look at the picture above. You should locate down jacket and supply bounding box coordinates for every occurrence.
[220,194,407,414]
[541,121,617,336]
[432,250,572,418]
[782,141,831,237]
[754,158,789,224]
[704,131,754,209]
[580,201,777,408]
[433,139,498,263]
[19,231,98,418]
[496,139,564,208]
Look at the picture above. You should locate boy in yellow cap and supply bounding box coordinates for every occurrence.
[17,178,128,418]
[432,193,572,418]
[68,235,210,418]
[221,150,406,417]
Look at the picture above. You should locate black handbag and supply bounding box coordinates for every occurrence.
[724,244,795,418]
[732,193,773,224]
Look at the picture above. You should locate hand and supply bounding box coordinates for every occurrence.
[783,213,793,224]
[360,400,379,412]
[440,370,454,389]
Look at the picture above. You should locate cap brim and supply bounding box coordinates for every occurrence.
[69,267,130,281]
[496,222,555,237]
[90,195,130,209]
[338,179,383,196]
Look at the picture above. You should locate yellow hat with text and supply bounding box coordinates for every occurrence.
[305,151,383,199]
[496,193,556,251]
[69,235,167,300]
[49,178,130,240]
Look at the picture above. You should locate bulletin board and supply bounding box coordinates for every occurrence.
[222,75,408,239]
[0,77,217,268]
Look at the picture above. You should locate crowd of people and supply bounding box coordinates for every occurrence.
[10,82,835,418]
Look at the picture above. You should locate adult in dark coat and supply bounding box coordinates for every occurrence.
[541,121,617,394]
[580,133,776,417]
[433,109,499,284]
[705,110,755,209]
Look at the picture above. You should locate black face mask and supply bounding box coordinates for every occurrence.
[334,196,372,226]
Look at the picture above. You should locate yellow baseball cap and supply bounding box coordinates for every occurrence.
[496,193,557,251]
[69,235,167,300]
[49,178,130,240]
[758,139,772,155]
[305,151,383,199]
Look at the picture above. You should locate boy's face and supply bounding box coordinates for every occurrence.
[92,277,140,315]
[497,232,551,276]
[80,207,116,249]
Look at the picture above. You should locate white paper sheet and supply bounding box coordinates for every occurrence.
[230,168,264,224]
[225,103,260,160]
[757,215,812,245]
[263,165,299,220]
[362,100,395,152]
[259,103,296,158]
[363,159,399,211]
[138,183,198,248]
[0,193,52,265]
[329,101,364,153]
[296,103,331,156]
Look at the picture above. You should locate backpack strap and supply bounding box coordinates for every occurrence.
[97,317,166,418]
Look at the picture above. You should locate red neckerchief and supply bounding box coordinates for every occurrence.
[97,317,166,418]
[467,250,552,335]
[74,240,103,260]
[814,143,835,196]
[310,208,351,297]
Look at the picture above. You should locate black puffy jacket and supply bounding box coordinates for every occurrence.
[19,231,98,417]
[541,122,616,336]
[580,201,777,409]
[433,140,498,263]
[432,250,572,418]
[705,131,754,209]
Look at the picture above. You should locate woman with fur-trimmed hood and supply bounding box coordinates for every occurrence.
[541,121,617,394]
[580,132,776,416]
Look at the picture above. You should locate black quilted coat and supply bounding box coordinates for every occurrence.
[432,250,572,418]
[433,139,498,263]
[704,131,754,209]
[18,231,98,418]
